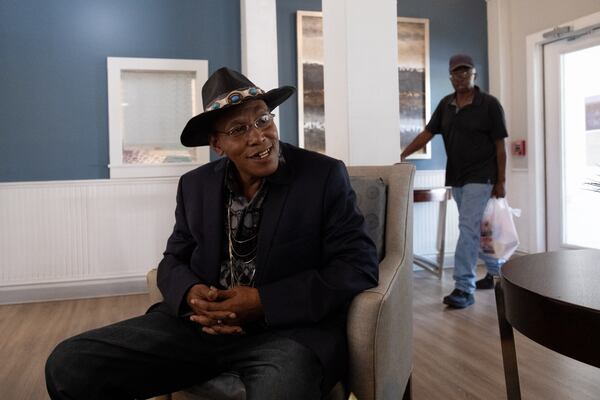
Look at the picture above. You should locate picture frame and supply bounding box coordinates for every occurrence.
[296,12,431,159]
[296,11,325,153]
[397,17,431,159]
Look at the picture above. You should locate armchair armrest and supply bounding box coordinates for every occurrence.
[345,163,415,400]
[147,268,163,304]
[346,250,413,400]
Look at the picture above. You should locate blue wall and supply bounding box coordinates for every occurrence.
[0,0,240,182]
[398,0,489,170]
[276,0,488,170]
[1,0,487,182]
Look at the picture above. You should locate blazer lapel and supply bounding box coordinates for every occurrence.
[255,183,289,285]
[201,160,226,285]
[255,144,294,285]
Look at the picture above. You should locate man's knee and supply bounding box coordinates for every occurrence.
[242,337,323,400]
[45,336,95,398]
[46,338,76,392]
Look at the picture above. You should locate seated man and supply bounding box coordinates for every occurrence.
[45,67,379,400]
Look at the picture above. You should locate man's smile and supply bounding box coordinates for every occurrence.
[248,145,273,160]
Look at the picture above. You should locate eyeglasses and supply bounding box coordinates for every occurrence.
[216,113,276,138]
[450,70,475,80]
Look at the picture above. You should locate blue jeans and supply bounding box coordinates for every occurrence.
[452,184,504,294]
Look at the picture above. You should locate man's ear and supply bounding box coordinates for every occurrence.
[209,134,224,156]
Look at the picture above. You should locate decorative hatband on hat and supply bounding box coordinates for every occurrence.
[206,86,266,111]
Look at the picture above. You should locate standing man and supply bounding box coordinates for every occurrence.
[45,67,378,399]
[401,54,508,308]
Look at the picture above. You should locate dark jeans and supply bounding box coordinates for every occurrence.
[45,306,323,400]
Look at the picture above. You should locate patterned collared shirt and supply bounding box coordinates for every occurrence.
[219,162,268,288]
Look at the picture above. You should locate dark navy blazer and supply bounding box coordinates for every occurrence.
[157,142,378,389]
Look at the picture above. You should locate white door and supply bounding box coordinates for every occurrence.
[544,29,600,250]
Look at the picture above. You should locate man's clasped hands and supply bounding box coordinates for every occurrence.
[186,284,264,335]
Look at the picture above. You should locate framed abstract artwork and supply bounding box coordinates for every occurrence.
[296,11,325,153]
[397,17,431,159]
[296,12,431,159]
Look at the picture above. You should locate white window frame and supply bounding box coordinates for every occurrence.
[107,57,209,178]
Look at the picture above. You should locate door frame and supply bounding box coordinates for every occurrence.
[543,33,600,250]
[526,11,600,253]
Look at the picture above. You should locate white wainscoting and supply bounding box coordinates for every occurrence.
[0,170,456,304]
[0,178,178,304]
[412,170,459,267]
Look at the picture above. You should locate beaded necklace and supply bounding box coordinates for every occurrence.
[226,192,258,287]
[223,178,267,288]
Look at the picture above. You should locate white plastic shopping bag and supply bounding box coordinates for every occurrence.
[480,198,521,261]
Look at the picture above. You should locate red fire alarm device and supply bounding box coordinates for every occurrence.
[511,140,526,156]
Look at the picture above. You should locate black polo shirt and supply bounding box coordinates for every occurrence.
[426,86,508,187]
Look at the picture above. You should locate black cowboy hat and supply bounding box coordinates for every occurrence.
[180,67,296,147]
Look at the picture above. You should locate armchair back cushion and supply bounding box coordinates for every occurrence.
[349,176,386,261]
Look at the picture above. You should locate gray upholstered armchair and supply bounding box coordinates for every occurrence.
[147,163,415,400]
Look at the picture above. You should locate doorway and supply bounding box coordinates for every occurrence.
[544,29,600,250]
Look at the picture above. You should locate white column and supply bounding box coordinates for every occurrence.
[240,0,281,129]
[322,0,400,165]
[486,0,512,111]
[487,0,515,182]
[240,0,279,91]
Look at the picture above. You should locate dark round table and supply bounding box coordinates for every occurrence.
[495,249,600,399]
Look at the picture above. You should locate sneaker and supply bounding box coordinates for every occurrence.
[475,273,496,290]
[443,289,474,309]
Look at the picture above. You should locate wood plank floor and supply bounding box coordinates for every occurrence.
[412,268,600,400]
[0,294,150,400]
[1,268,599,399]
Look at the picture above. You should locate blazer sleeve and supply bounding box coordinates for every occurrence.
[258,160,379,326]
[157,177,202,316]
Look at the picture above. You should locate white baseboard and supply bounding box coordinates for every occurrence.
[0,275,149,305]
